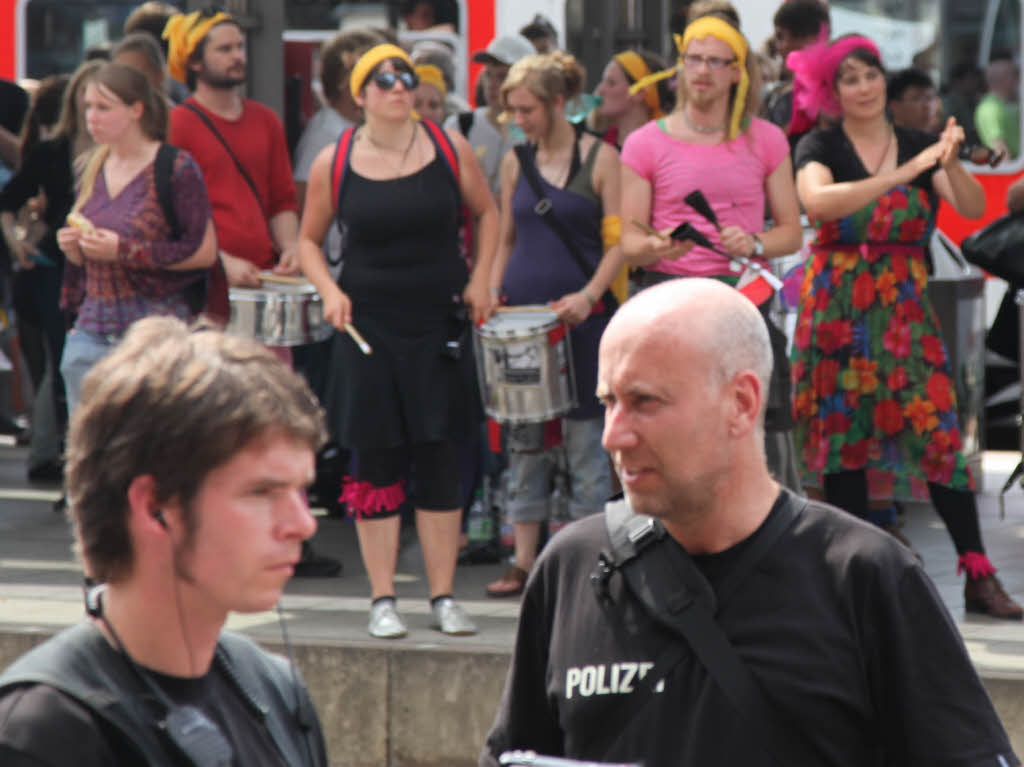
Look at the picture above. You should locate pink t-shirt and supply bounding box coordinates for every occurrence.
[621,117,789,277]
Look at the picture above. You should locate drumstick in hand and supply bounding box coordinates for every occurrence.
[631,219,668,240]
[345,322,372,355]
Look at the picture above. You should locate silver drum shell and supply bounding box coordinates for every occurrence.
[473,310,577,424]
[227,282,332,346]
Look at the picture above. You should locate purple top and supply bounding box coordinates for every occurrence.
[75,148,210,334]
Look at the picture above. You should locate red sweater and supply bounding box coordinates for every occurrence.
[169,98,297,318]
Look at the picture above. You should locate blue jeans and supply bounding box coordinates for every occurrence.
[505,416,612,523]
[59,328,121,417]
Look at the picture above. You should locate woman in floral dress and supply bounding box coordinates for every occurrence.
[790,35,1021,618]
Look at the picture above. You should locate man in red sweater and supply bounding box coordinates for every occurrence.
[164,9,300,320]
[164,11,340,577]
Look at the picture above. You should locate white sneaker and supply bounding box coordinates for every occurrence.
[368,599,407,639]
[431,597,477,635]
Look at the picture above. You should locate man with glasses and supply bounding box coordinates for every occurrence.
[618,14,803,492]
[0,317,329,766]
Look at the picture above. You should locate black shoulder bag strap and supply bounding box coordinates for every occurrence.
[513,142,618,314]
[183,102,265,215]
[593,493,821,767]
[154,142,208,315]
[154,143,181,239]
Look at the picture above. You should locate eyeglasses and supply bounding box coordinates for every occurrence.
[682,54,737,71]
[370,71,419,92]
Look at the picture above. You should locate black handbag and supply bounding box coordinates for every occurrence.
[961,212,1024,285]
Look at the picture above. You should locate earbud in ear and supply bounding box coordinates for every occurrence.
[153,510,168,529]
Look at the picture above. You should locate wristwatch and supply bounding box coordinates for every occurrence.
[751,234,765,257]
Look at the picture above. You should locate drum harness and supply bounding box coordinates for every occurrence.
[589,492,820,766]
[513,142,618,317]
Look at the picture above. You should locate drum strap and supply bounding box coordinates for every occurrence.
[513,143,618,316]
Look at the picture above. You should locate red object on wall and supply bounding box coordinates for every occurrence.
[466,2,495,108]
[0,0,17,81]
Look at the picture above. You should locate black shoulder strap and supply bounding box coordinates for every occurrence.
[513,143,618,314]
[154,143,181,240]
[215,632,326,767]
[597,493,822,767]
[0,621,178,765]
[183,101,264,213]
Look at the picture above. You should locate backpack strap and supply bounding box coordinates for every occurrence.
[457,111,474,137]
[421,119,460,199]
[154,143,181,240]
[330,126,357,214]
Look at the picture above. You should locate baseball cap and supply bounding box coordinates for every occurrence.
[472,35,536,67]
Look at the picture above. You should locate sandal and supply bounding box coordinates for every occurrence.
[486,565,529,598]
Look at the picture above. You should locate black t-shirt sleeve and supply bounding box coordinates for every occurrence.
[867,564,1019,767]
[0,684,128,767]
[894,124,939,193]
[793,128,834,172]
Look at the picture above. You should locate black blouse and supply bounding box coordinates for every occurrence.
[794,123,938,195]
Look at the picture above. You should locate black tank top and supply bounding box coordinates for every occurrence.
[338,154,467,310]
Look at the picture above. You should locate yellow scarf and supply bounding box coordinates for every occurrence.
[162,10,234,84]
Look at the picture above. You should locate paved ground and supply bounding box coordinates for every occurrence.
[0,443,1022,674]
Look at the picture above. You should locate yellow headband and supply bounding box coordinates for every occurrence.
[678,17,749,140]
[162,11,235,84]
[350,44,413,100]
[616,52,664,119]
[415,64,447,98]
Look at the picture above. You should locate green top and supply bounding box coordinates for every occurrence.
[974,92,1020,157]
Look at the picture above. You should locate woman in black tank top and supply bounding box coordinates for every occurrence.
[298,44,499,639]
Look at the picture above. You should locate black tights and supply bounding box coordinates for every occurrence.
[823,470,984,554]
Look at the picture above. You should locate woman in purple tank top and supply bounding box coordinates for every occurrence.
[485,52,623,598]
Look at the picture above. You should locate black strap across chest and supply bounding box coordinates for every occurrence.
[592,492,822,766]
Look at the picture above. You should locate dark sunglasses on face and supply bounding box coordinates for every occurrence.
[371,71,419,91]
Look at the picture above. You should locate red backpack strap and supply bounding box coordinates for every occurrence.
[421,119,460,195]
[331,126,357,212]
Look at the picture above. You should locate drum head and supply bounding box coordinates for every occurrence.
[479,308,559,338]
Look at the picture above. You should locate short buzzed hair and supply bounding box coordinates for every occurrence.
[67,317,327,583]
[773,0,830,39]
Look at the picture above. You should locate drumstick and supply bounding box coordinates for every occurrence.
[631,219,668,240]
[259,272,308,285]
[345,322,372,355]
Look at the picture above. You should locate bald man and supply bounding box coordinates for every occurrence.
[480,279,1016,767]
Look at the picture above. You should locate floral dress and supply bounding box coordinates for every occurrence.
[791,125,973,500]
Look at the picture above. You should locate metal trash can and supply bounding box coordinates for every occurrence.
[928,231,986,490]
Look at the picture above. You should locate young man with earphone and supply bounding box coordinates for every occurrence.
[0,317,329,766]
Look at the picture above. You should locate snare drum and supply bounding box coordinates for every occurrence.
[473,308,576,424]
[227,278,332,346]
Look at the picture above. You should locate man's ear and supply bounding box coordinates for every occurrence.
[728,370,763,437]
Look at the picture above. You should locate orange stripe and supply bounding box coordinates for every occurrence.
[466,2,495,108]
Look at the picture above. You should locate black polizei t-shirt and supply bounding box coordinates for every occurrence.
[482,490,1019,767]
[0,653,293,767]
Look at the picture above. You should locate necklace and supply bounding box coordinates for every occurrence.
[361,123,419,177]
[682,110,726,134]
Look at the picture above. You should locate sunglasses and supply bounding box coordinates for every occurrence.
[370,70,419,92]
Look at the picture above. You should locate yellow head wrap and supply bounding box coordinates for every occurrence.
[615,52,664,119]
[162,10,235,85]
[414,64,447,98]
[678,17,750,140]
[349,44,414,101]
